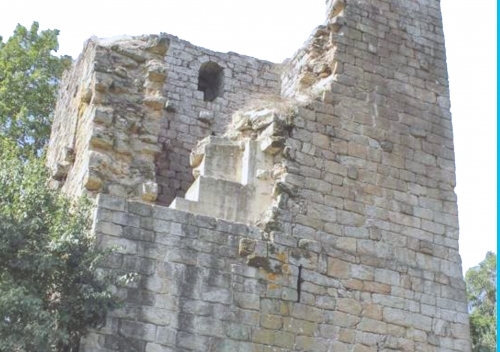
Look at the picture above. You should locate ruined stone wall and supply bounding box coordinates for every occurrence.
[273,0,468,350]
[46,40,98,191]
[157,37,281,205]
[47,34,281,205]
[48,0,471,351]
[83,194,266,351]
[84,187,469,352]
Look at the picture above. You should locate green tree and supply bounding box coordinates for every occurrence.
[0,22,71,157]
[466,252,497,352]
[0,139,121,351]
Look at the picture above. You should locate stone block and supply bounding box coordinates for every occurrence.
[176,332,210,351]
[363,281,391,294]
[259,314,282,330]
[231,262,258,276]
[141,182,158,202]
[128,201,153,217]
[153,205,188,222]
[123,256,155,275]
[252,328,275,345]
[113,212,141,228]
[260,136,285,154]
[124,227,155,242]
[283,317,316,335]
[239,238,256,256]
[362,303,382,320]
[144,95,168,110]
[170,222,185,236]
[374,268,400,286]
[153,219,170,235]
[142,275,170,293]
[291,303,324,323]
[95,221,123,237]
[201,288,231,304]
[358,318,387,334]
[337,298,362,316]
[336,210,365,226]
[167,249,197,265]
[233,292,260,310]
[96,193,127,211]
[383,307,410,327]
[154,293,177,310]
[421,219,445,235]
[145,343,170,352]
[225,323,250,340]
[194,316,225,337]
[118,320,157,342]
[104,334,147,352]
[198,110,214,123]
[295,336,329,352]
[327,258,350,279]
[352,344,373,352]
[271,331,294,349]
[315,295,336,310]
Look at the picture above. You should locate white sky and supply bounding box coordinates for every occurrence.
[0,0,496,273]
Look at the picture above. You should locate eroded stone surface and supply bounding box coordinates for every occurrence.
[49,0,469,351]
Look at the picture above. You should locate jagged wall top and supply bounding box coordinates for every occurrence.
[48,1,470,351]
[47,33,282,205]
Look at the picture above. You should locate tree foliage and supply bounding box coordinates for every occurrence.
[0,23,122,351]
[466,252,497,352]
[0,139,121,351]
[0,22,71,157]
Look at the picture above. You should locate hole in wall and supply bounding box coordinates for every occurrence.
[197,61,224,102]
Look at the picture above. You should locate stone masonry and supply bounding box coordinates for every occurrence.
[47,0,470,351]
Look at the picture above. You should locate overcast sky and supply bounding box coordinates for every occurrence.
[0,0,496,273]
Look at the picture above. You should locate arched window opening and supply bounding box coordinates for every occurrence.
[198,62,224,102]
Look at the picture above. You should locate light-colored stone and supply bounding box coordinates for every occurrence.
[47,2,469,351]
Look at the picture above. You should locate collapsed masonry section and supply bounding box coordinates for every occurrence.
[169,107,294,224]
[46,34,281,205]
[169,136,275,224]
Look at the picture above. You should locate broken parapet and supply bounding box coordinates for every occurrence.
[281,0,345,101]
[47,34,281,205]
[170,106,293,224]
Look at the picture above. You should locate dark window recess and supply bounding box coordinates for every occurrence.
[198,62,224,102]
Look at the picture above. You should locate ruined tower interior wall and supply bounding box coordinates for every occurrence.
[157,38,281,205]
[47,34,281,205]
[48,0,471,351]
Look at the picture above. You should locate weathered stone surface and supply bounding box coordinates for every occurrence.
[47,0,469,350]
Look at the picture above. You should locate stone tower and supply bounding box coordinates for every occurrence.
[47,0,471,351]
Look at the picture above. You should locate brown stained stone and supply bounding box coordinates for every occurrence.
[247,255,273,273]
[343,278,363,290]
[337,298,362,316]
[239,238,257,257]
[363,281,391,294]
[84,171,103,191]
[362,304,383,320]
[327,258,351,279]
